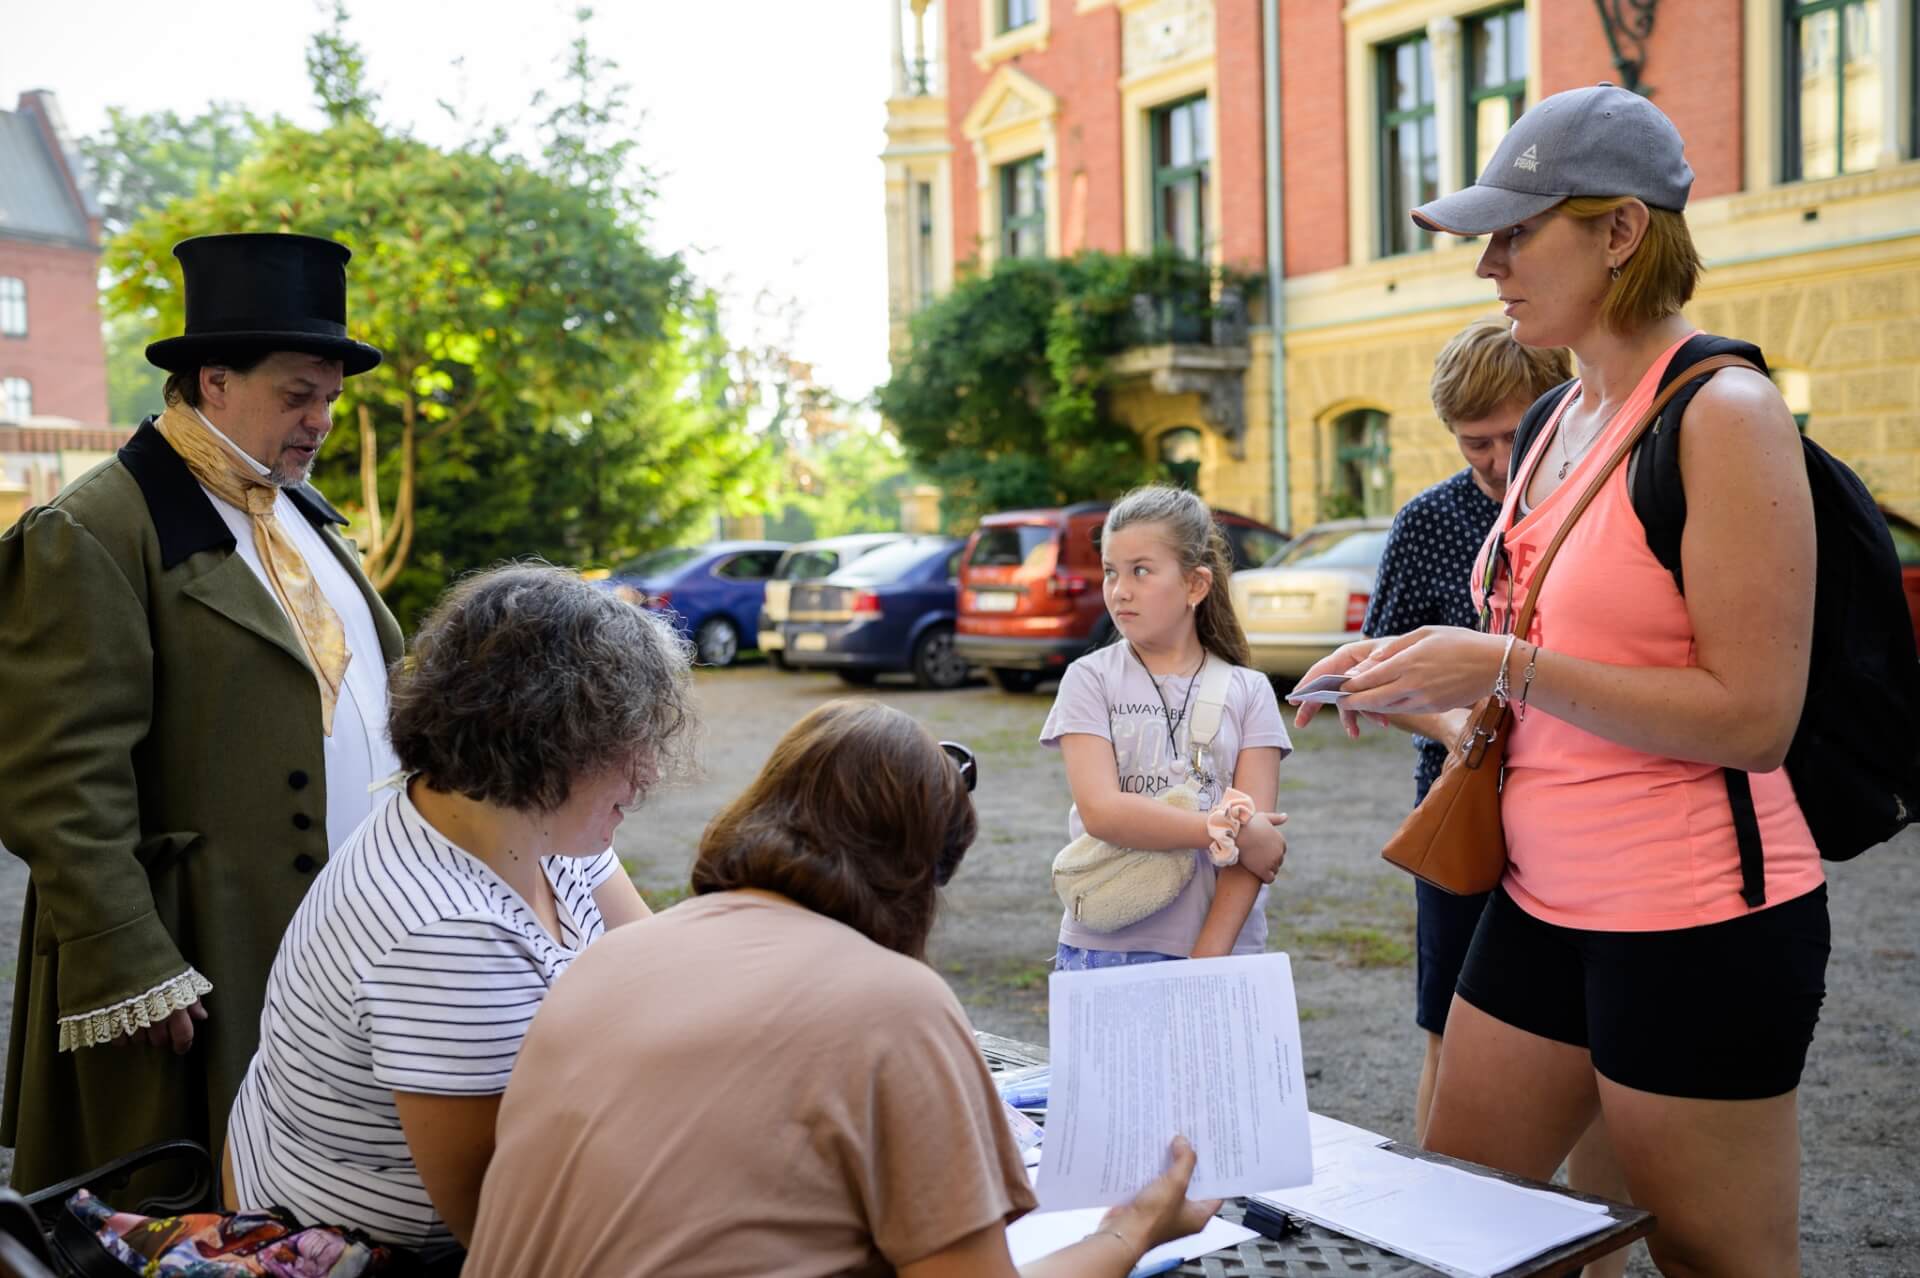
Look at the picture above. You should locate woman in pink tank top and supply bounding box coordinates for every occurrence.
[1292,87,1826,1277]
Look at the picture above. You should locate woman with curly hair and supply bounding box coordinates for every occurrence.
[224,563,696,1260]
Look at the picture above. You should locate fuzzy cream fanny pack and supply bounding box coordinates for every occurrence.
[1052,658,1254,932]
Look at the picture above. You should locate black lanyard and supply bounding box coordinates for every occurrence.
[1128,643,1204,762]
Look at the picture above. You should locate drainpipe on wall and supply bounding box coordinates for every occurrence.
[1261,0,1291,533]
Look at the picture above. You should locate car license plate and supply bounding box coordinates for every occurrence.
[974,591,1019,613]
[793,632,829,652]
[1252,592,1315,614]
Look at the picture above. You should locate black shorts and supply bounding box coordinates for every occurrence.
[1415,880,1490,1034]
[1456,884,1830,1100]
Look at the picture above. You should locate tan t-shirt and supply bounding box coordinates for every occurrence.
[464,891,1037,1278]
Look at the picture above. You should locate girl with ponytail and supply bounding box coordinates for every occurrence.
[1040,485,1293,968]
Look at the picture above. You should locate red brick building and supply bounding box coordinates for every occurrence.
[0,90,109,427]
[884,0,1920,527]
[0,90,117,526]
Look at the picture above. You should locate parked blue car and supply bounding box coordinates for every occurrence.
[602,540,788,666]
[780,536,969,689]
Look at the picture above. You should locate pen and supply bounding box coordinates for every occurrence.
[1128,1257,1182,1278]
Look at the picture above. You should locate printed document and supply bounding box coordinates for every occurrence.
[1035,953,1312,1210]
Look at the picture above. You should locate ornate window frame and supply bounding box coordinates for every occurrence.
[975,0,1051,69]
[962,66,1063,265]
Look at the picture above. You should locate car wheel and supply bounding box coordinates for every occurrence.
[836,670,880,686]
[988,667,1043,694]
[695,618,740,667]
[912,627,969,690]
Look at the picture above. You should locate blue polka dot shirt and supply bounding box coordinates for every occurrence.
[1362,468,1504,796]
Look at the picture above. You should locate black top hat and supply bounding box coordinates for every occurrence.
[145,233,383,376]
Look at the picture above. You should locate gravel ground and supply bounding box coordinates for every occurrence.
[3,662,1914,1273]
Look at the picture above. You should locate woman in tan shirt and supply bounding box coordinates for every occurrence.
[465,700,1216,1277]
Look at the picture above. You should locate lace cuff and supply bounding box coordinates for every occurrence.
[57,967,213,1051]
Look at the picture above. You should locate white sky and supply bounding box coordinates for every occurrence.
[0,0,895,405]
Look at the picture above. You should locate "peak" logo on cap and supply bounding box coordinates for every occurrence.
[1514,144,1539,173]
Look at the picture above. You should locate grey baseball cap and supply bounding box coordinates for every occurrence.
[1412,82,1693,236]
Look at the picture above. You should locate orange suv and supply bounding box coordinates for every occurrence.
[955,501,1288,692]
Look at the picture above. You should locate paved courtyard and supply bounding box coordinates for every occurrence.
[2,662,1914,1272]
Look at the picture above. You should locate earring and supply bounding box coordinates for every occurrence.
[1609,265,1622,281]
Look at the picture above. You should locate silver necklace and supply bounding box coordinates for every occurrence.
[1555,407,1606,479]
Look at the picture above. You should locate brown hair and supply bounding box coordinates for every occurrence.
[161,350,270,408]
[1560,197,1702,334]
[1430,317,1573,427]
[1102,486,1252,668]
[388,563,697,812]
[691,700,976,959]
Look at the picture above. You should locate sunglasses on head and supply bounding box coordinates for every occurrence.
[939,740,977,793]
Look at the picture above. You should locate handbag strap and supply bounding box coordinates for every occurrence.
[1185,654,1234,758]
[1505,354,1759,638]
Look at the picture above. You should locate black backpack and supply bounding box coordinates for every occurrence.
[1512,333,1920,906]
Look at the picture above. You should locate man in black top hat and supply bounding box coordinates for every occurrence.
[0,233,402,1197]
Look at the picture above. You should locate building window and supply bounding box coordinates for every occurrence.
[1151,95,1211,258]
[1465,6,1527,184]
[0,277,25,338]
[1378,34,1437,257]
[1328,409,1393,518]
[999,155,1046,259]
[1912,0,1919,158]
[1158,427,1205,492]
[1,377,30,421]
[1001,0,1037,32]
[1786,0,1884,180]
[914,180,936,308]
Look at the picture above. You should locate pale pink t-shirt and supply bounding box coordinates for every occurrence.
[1473,334,1824,931]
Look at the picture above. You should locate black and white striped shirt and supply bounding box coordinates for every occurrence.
[227,789,619,1253]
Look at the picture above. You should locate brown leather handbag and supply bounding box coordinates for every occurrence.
[1380,355,1756,894]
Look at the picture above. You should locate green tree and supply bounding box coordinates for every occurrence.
[876,251,1254,527]
[102,8,770,621]
[785,425,912,538]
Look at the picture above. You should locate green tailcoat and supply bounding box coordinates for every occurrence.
[0,419,402,1195]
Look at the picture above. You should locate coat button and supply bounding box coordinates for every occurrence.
[289,770,309,790]
[292,813,312,831]
[293,854,317,873]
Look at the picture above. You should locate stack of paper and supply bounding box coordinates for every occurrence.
[1005,1201,1258,1273]
[1034,953,1314,1210]
[1254,1142,1612,1276]
[1008,1165,1259,1273]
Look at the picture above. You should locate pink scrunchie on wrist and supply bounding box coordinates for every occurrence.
[1205,787,1256,868]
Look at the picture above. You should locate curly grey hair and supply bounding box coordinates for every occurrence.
[1103,486,1252,668]
[387,562,698,811]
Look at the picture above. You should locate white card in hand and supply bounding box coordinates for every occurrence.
[1286,673,1351,705]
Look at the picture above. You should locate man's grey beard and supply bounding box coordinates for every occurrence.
[267,455,316,487]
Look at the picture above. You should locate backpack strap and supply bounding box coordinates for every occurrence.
[1630,334,1771,594]
[1621,334,1773,906]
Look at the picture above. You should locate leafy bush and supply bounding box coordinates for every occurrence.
[877,252,1259,528]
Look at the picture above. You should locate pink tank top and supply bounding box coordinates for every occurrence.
[1471,334,1823,932]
